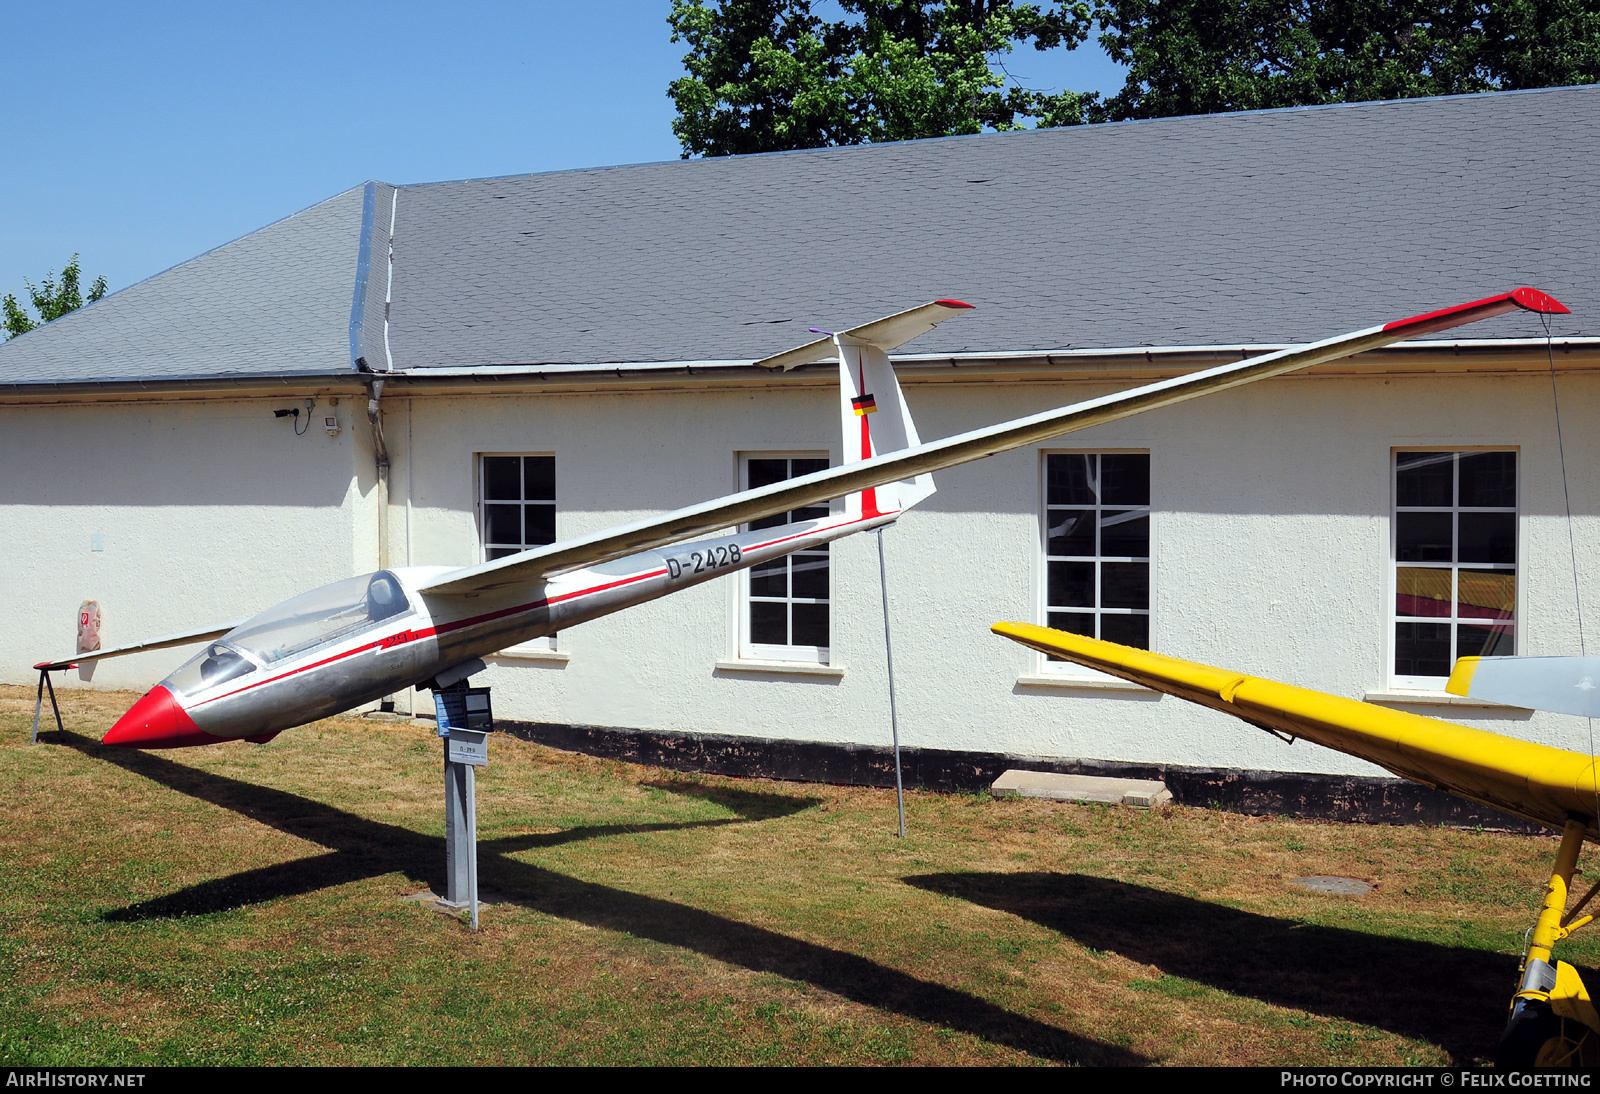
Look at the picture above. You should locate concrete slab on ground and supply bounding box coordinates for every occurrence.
[991,769,1172,808]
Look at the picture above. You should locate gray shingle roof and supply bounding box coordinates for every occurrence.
[6,86,1597,386]
[0,186,365,385]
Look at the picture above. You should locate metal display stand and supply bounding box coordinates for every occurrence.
[434,683,493,930]
[31,667,66,744]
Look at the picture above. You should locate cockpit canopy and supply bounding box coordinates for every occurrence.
[163,571,413,697]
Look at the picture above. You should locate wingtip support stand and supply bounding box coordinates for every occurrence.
[30,665,68,744]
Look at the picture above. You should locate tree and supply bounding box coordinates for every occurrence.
[3,255,108,340]
[1091,0,1600,121]
[667,0,1093,156]
[667,0,1600,154]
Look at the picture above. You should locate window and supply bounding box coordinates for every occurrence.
[480,454,557,650]
[740,455,831,662]
[1041,452,1150,670]
[481,455,556,559]
[1393,450,1516,686]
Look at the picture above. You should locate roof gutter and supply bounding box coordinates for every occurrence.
[0,371,368,401]
[386,335,1600,378]
[2,336,1596,403]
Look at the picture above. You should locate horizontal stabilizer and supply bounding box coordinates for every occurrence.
[35,619,246,673]
[754,299,975,372]
[1448,656,1600,718]
[992,621,1600,836]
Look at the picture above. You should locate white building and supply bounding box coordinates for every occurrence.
[4,87,1598,818]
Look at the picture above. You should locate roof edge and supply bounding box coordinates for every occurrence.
[349,181,400,372]
[348,181,378,370]
[384,335,1600,376]
[5,335,1591,396]
[9,335,1592,400]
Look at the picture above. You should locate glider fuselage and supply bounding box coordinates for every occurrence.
[107,508,891,747]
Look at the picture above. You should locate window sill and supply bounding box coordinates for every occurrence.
[490,645,571,664]
[1017,674,1154,693]
[1363,688,1526,710]
[715,659,844,678]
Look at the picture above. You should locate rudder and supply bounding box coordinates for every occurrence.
[836,336,935,520]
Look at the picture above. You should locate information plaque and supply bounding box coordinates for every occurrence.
[445,728,488,767]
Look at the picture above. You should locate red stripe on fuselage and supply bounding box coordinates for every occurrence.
[192,566,668,708]
[186,511,888,712]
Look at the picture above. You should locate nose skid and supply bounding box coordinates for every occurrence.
[103,686,219,749]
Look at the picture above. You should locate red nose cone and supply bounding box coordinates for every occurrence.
[103,686,218,749]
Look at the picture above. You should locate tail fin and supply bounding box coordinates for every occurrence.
[752,298,975,520]
[836,336,935,519]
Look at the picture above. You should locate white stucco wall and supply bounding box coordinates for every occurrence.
[394,368,1600,778]
[6,368,1598,780]
[0,395,362,690]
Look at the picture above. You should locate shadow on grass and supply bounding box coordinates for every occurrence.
[906,870,1520,1064]
[485,779,828,850]
[641,778,824,820]
[58,732,1143,1064]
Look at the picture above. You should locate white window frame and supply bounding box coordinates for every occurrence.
[477,452,559,655]
[735,451,833,666]
[1389,447,1519,691]
[1037,449,1153,680]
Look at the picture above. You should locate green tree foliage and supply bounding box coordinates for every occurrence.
[3,255,108,340]
[668,0,1600,155]
[667,0,1093,156]
[1094,0,1600,121]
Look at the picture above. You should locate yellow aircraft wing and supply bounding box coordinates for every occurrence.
[992,622,1600,835]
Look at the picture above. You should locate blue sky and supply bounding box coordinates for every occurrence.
[1,2,1128,301]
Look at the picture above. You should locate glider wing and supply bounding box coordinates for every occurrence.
[1448,657,1600,718]
[420,288,1566,597]
[991,621,1600,835]
[35,619,248,673]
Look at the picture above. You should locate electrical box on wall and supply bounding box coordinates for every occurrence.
[325,415,340,436]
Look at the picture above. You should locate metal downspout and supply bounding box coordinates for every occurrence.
[368,378,390,570]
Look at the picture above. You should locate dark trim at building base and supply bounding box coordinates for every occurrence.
[498,719,1550,835]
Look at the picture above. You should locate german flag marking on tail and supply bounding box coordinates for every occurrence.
[851,393,878,416]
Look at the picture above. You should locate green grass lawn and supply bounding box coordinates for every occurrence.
[1,683,1590,1066]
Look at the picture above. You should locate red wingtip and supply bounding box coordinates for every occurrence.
[934,299,975,310]
[103,686,219,749]
[1383,288,1572,335]
[1510,287,1570,315]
